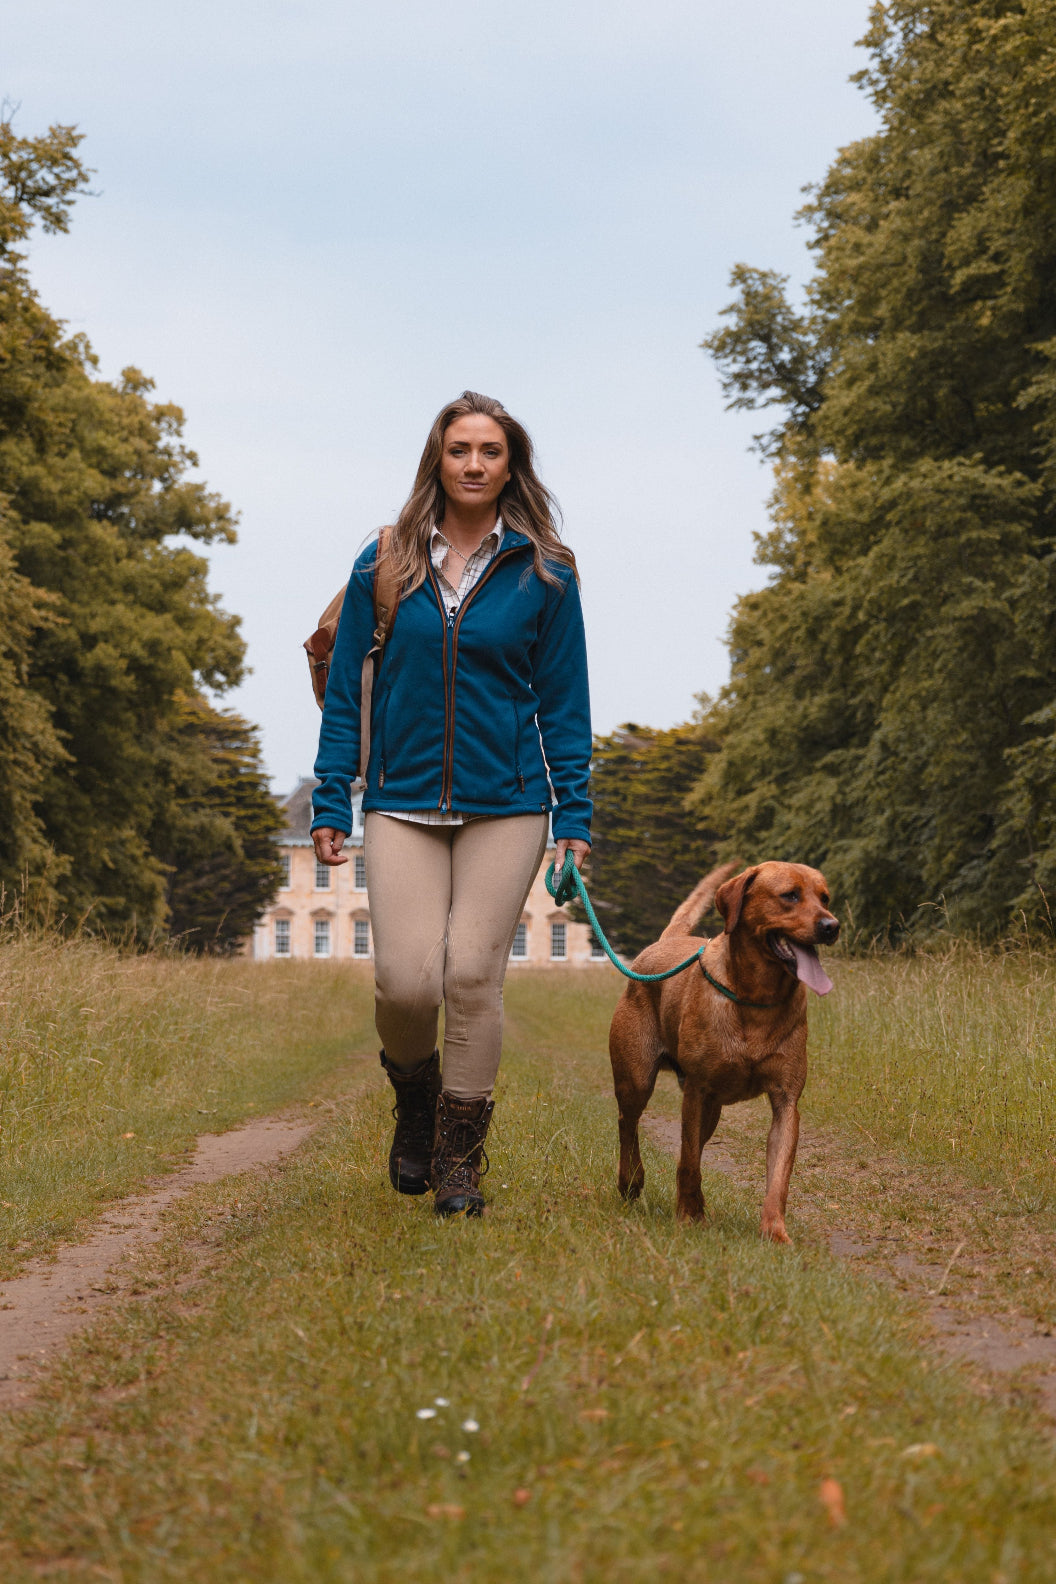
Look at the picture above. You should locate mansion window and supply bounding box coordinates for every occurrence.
[314,919,331,958]
[511,922,527,958]
[354,919,371,958]
[354,853,367,890]
[278,851,291,888]
[550,922,566,960]
[314,858,331,889]
[274,918,291,957]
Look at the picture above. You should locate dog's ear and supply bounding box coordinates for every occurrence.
[715,867,760,934]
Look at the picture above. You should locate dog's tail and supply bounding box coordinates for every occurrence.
[661,863,738,939]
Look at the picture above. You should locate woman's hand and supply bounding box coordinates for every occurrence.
[554,837,590,876]
[313,828,349,866]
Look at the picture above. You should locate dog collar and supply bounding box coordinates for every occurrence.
[700,960,783,1010]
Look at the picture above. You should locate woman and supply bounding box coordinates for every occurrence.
[311,391,592,1217]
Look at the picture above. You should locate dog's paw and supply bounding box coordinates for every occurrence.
[761,1219,792,1245]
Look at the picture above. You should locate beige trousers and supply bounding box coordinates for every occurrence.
[363,812,549,1099]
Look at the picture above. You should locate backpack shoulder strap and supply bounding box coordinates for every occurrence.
[372,525,403,649]
[356,526,402,785]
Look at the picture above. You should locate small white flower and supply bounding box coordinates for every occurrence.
[434,1397,450,1407]
[416,1407,437,1420]
[455,1450,470,1463]
[461,1418,479,1433]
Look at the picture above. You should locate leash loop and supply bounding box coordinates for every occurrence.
[545,855,705,984]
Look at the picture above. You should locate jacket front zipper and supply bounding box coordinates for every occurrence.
[427,548,517,811]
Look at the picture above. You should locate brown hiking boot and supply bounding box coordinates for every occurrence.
[431,1092,494,1218]
[380,1049,441,1195]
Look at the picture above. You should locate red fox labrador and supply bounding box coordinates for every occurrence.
[608,862,838,1242]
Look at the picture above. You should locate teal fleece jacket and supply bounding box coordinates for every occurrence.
[310,529,593,843]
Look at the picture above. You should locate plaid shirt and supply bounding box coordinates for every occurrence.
[382,522,503,828]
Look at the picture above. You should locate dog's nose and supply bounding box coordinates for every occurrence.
[816,916,840,944]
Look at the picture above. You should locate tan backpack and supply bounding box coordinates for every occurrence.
[303,526,403,785]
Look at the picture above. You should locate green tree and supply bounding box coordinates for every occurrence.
[576,723,720,958]
[0,114,247,933]
[698,0,1056,939]
[0,531,62,894]
[153,695,285,954]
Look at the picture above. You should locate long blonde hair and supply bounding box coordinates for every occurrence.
[386,391,579,593]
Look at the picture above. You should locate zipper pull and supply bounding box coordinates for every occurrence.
[447,603,456,628]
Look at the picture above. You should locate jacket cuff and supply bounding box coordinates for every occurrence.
[551,819,592,845]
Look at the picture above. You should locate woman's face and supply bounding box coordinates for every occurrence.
[439,415,511,514]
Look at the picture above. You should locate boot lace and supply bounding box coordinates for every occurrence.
[436,1116,490,1193]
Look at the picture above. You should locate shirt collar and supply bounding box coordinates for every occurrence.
[431,518,504,553]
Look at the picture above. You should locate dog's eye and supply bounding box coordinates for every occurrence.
[820,892,830,907]
[781,890,800,904]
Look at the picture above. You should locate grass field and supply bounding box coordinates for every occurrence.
[1,949,1056,1579]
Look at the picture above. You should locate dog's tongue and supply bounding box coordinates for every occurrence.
[791,942,833,996]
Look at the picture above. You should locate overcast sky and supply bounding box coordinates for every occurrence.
[6,1,877,792]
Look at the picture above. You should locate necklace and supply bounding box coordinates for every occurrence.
[445,535,489,566]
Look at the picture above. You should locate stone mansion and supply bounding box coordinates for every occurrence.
[248,778,607,967]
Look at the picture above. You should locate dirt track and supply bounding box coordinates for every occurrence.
[0,1115,316,1409]
[6,1083,1056,1426]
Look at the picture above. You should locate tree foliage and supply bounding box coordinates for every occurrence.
[0,114,278,939]
[698,0,1056,939]
[154,695,286,954]
[575,723,720,958]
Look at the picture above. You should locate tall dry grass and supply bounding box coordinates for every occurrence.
[807,944,1056,1205]
[0,935,375,1272]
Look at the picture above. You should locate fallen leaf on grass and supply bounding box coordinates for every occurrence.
[745,1467,770,1486]
[579,1408,609,1422]
[819,1478,846,1527]
[121,1132,135,1140]
[513,1489,532,1507]
[426,1504,465,1521]
[901,1443,940,1462]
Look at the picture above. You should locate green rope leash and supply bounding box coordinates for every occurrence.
[544,854,772,1005]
